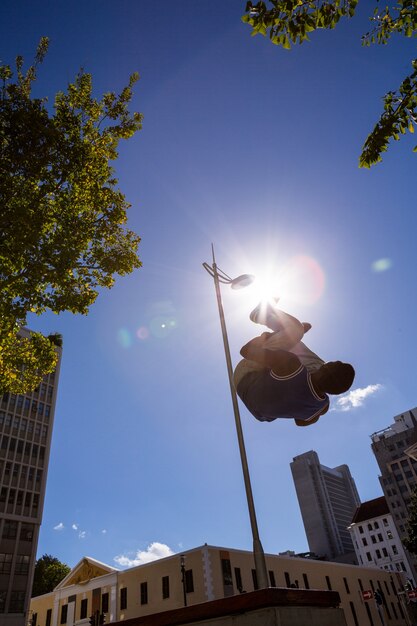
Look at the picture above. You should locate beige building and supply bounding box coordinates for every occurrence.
[1,331,62,626]
[30,544,409,626]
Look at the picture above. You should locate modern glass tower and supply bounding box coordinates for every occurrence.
[0,331,62,626]
[291,450,361,563]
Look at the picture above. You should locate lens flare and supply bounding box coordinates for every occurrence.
[149,316,177,339]
[136,326,149,340]
[371,258,392,272]
[279,255,326,305]
[117,328,132,349]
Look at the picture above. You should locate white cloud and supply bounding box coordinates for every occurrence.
[114,542,175,568]
[101,529,107,535]
[78,531,87,539]
[333,384,383,412]
[72,524,78,531]
[53,522,65,531]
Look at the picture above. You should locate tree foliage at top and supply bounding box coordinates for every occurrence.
[32,553,71,597]
[0,38,142,393]
[242,1,417,167]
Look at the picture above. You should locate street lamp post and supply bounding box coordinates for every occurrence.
[203,245,269,590]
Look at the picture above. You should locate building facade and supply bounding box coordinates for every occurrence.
[371,407,417,578]
[348,496,414,582]
[290,450,361,562]
[30,544,409,626]
[0,331,62,626]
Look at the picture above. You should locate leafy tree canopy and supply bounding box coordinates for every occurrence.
[32,553,71,597]
[0,38,142,393]
[242,1,417,167]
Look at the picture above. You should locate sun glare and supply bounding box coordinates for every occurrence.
[226,254,326,314]
[250,272,281,303]
[278,255,326,305]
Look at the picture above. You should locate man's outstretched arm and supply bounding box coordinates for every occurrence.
[240,336,301,377]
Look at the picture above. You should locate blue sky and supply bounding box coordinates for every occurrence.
[2,0,417,568]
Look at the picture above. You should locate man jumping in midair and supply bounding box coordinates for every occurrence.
[234,300,355,427]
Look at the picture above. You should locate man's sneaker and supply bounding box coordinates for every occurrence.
[249,298,280,325]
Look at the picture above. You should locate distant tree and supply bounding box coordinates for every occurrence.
[404,483,417,556]
[0,38,142,393]
[242,1,417,167]
[32,554,71,597]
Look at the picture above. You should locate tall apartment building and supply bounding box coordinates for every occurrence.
[0,330,62,626]
[370,407,417,580]
[291,450,361,563]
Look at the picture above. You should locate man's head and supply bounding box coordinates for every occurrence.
[314,361,355,395]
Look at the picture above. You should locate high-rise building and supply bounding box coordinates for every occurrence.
[290,450,361,563]
[0,330,62,626]
[370,407,417,579]
[371,408,417,536]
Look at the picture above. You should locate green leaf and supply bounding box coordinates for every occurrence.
[32,555,71,596]
[0,39,143,392]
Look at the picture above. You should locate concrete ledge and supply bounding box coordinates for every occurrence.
[117,588,343,626]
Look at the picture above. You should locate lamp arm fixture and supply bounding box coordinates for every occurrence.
[202,262,233,284]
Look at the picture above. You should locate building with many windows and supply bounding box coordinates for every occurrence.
[0,330,62,626]
[371,407,417,578]
[290,451,361,563]
[348,496,414,582]
[30,544,409,626]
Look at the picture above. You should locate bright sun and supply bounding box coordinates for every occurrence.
[229,254,326,311]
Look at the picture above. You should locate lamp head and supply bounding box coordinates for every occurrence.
[230,274,255,290]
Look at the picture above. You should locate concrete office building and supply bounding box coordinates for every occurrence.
[371,408,417,538]
[30,544,408,626]
[0,331,62,626]
[371,407,417,579]
[291,451,361,563]
[348,496,414,582]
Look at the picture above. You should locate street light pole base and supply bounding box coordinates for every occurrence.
[254,538,269,589]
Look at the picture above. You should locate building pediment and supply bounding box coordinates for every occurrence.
[55,557,117,589]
